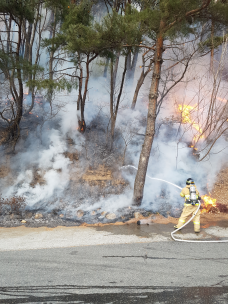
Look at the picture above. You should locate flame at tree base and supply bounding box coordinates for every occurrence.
[201,195,228,213]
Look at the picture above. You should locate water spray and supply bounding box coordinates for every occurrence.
[122,165,182,190]
[121,165,228,243]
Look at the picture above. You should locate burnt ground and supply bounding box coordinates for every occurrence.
[0,164,183,229]
[1,155,228,228]
[0,207,150,228]
[1,156,228,228]
[0,110,228,229]
[211,167,228,205]
[0,113,177,228]
[0,204,228,229]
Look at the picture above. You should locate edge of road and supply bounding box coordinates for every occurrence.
[0,219,227,251]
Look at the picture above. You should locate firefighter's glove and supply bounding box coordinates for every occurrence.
[198,196,201,200]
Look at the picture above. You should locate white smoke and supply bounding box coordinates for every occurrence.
[2,128,71,207]
[0,48,228,216]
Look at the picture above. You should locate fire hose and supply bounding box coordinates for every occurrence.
[121,165,228,243]
[171,203,228,243]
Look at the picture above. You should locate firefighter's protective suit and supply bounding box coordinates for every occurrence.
[176,184,201,232]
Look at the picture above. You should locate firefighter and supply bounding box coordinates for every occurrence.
[174,178,201,233]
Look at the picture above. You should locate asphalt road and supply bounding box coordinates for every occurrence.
[0,240,227,303]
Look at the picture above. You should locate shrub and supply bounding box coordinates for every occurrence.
[0,195,26,215]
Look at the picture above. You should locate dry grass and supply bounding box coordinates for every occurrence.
[211,167,228,206]
[82,164,127,187]
[0,195,26,215]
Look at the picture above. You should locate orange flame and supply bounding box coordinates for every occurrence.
[201,195,217,213]
[178,104,204,144]
[216,96,227,102]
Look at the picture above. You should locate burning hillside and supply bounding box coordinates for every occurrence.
[177,103,228,214]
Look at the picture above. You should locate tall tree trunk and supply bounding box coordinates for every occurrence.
[109,58,115,146]
[126,48,139,84]
[131,50,153,109]
[131,49,139,73]
[129,49,139,82]
[113,53,120,88]
[6,17,12,55]
[126,51,131,79]
[24,3,46,116]
[28,6,40,94]
[47,9,56,107]
[23,22,32,82]
[109,55,128,149]
[79,55,90,132]
[24,22,32,61]
[77,54,83,111]
[20,21,25,57]
[103,58,110,78]
[133,22,164,205]
[131,71,144,109]
[78,53,98,132]
[10,19,23,143]
[210,20,214,73]
[131,59,152,109]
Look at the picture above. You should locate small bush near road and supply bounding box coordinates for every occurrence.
[0,195,26,215]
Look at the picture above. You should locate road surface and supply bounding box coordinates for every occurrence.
[0,223,227,303]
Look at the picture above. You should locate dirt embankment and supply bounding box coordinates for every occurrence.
[81,164,126,187]
[211,167,228,206]
[1,153,228,229]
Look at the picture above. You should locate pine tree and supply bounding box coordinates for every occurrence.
[60,1,143,130]
[0,0,39,148]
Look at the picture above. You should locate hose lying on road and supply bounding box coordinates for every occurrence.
[121,165,228,243]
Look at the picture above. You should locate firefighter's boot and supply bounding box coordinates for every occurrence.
[193,209,201,233]
[194,221,200,233]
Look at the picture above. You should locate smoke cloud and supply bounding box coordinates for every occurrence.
[0,51,228,217]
